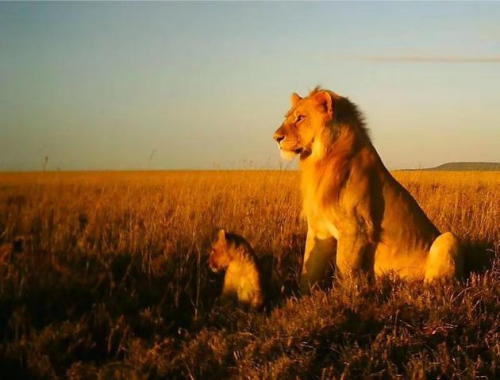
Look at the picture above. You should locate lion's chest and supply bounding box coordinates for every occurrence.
[302,176,345,240]
[304,204,341,240]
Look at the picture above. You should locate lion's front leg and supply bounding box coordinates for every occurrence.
[336,228,371,281]
[300,229,337,293]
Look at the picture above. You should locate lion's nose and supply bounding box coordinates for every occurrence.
[273,132,285,143]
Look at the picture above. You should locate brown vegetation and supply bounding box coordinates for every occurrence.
[0,170,498,379]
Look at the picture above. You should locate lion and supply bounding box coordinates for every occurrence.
[209,229,265,310]
[273,87,463,292]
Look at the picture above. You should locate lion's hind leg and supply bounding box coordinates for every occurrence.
[424,232,463,283]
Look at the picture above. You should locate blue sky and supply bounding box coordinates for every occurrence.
[0,2,499,171]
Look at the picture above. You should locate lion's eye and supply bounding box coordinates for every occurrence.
[296,115,305,123]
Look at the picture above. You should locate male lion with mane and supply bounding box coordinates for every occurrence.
[273,87,463,293]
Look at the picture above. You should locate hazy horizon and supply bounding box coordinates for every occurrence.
[1,2,499,171]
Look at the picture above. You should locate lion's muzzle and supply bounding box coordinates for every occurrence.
[273,130,285,144]
[209,256,220,273]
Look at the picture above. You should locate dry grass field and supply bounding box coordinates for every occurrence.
[0,170,499,379]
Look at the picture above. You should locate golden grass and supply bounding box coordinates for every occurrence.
[1,170,498,256]
[0,170,498,378]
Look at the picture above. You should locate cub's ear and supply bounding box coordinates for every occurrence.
[313,91,333,117]
[218,229,226,242]
[291,93,302,107]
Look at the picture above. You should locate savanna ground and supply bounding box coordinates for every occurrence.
[0,170,498,379]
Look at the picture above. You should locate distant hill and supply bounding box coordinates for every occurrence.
[427,162,500,171]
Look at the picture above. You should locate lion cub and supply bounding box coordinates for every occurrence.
[209,230,264,310]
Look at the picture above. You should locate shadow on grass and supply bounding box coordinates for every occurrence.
[462,239,497,276]
[0,237,213,378]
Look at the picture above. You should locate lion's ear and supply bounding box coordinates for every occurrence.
[291,93,302,107]
[314,91,333,117]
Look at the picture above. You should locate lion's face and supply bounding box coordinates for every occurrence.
[273,91,334,160]
[209,230,231,273]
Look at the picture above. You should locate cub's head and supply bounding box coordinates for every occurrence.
[273,89,339,160]
[209,229,232,273]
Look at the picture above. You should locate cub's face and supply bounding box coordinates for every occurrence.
[209,230,231,273]
[273,91,334,160]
